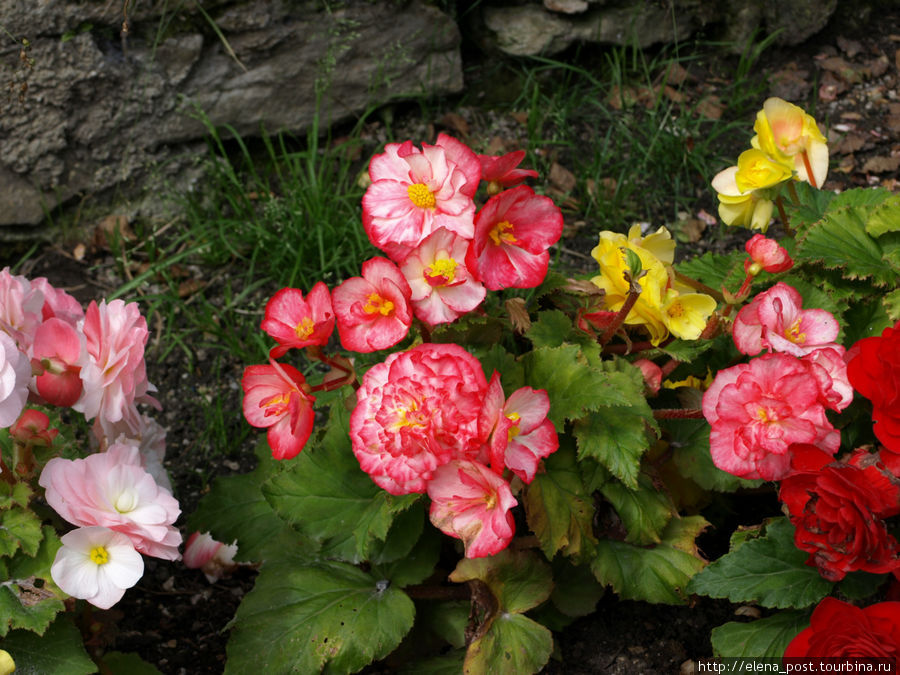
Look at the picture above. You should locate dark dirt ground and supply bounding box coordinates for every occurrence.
[6,3,900,673]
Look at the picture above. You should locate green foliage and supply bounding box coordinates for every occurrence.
[686,518,832,609]
[711,611,811,659]
[0,616,96,674]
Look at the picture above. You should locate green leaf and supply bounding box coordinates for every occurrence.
[449,549,553,614]
[371,521,440,588]
[686,518,832,609]
[711,610,811,658]
[591,515,708,604]
[523,444,597,560]
[477,344,525,393]
[225,559,414,675]
[0,481,32,510]
[0,527,65,637]
[525,310,574,349]
[0,507,43,557]
[548,558,605,618]
[0,615,96,674]
[463,613,553,675]
[885,288,900,322]
[400,650,467,674]
[522,345,639,427]
[667,418,761,492]
[787,181,834,230]
[827,185,892,210]
[186,439,301,562]
[599,474,675,546]
[837,571,888,601]
[263,403,419,562]
[841,297,893,346]
[798,205,899,286]
[675,249,745,292]
[99,651,163,674]
[866,194,900,237]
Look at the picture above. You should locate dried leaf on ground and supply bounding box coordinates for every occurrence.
[440,112,469,137]
[549,162,577,193]
[695,96,723,120]
[862,155,900,173]
[769,63,812,101]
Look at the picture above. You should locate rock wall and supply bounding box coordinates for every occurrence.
[0,0,838,231]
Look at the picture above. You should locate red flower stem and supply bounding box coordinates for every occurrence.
[602,337,674,355]
[698,312,721,340]
[673,271,725,303]
[775,196,793,236]
[652,408,705,419]
[597,277,642,348]
[801,151,817,189]
[735,272,754,299]
[787,180,800,204]
[0,458,15,485]
[660,358,681,378]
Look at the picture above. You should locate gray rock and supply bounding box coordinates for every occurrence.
[0,0,463,228]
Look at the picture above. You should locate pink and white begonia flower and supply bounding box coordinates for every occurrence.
[702,352,839,481]
[480,374,558,483]
[362,134,480,261]
[427,459,517,558]
[93,415,172,492]
[350,343,488,495]
[743,234,793,275]
[478,150,538,195]
[183,531,239,583]
[242,361,315,460]
[31,277,84,326]
[801,346,853,413]
[332,257,412,353]
[51,526,144,609]
[32,317,84,408]
[0,267,44,351]
[260,282,335,358]
[40,442,182,560]
[400,227,486,326]
[0,331,31,429]
[73,299,157,435]
[466,185,563,290]
[732,282,841,357]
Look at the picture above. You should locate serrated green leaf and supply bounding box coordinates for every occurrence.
[431,313,505,347]
[0,508,43,558]
[523,445,596,560]
[667,418,761,493]
[463,613,553,675]
[549,558,605,618]
[0,615,96,674]
[449,549,553,614]
[711,610,811,658]
[0,481,32,510]
[370,520,439,587]
[827,186,893,210]
[865,194,900,237]
[522,345,638,427]
[884,288,900,322]
[686,518,832,609]
[99,650,163,674]
[263,404,419,562]
[841,297,894,346]
[599,474,675,546]
[186,440,301,563]
[675,249,745,292]
[591,515,708,604]
[837,571,888,601]
[798,205,898,286]
[525,310,574,348]
[225,559,414,675]
[786,180,834,230]
[477,344,525,393]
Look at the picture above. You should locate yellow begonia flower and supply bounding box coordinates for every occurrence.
[663,369,715,391]
[751,97,828,188]
[660,289,717,341]
[711,166,774,231]
[734,148,793,193]
[626,224,676,266]
[0,649,13,675]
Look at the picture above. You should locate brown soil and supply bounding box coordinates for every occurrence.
[6,3,900,672]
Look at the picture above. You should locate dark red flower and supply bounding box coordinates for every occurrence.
[785,597,900,659]
[848,321,900,458]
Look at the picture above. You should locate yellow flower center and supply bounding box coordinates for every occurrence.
[786,318,806,344]
[294,316,315,340]
[506,412,521,441]
[425,258,457,285]
[363,293,395,317]
[484,493,497,509]
[666,302,685,319]
[90,546,110,566]
[489,220,517,246]
[407,183,436,209]
[756,408,771,423]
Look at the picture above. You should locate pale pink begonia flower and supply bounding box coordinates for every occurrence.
[350,343,488,495]
[242,361,315,460]
[73,299,157,435]
[427,460,517,558]
[466,185,563,291]
[32,317,84,408]
[39,442,182,560]
[31,277,84,326]
[332,257,412,353]
[400,227,486,326]
[362,134,480,261]
[0,267,44,351]
[702,352,839,481]
[92,415,172,492]
[733,282,841,358]
[0,330,31,429]
[183,531,239,583]
[480,374,558,483]
[478,150,539,195]
[743,234,793,275]
[260,282,334,358]
[51,526,144,609]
